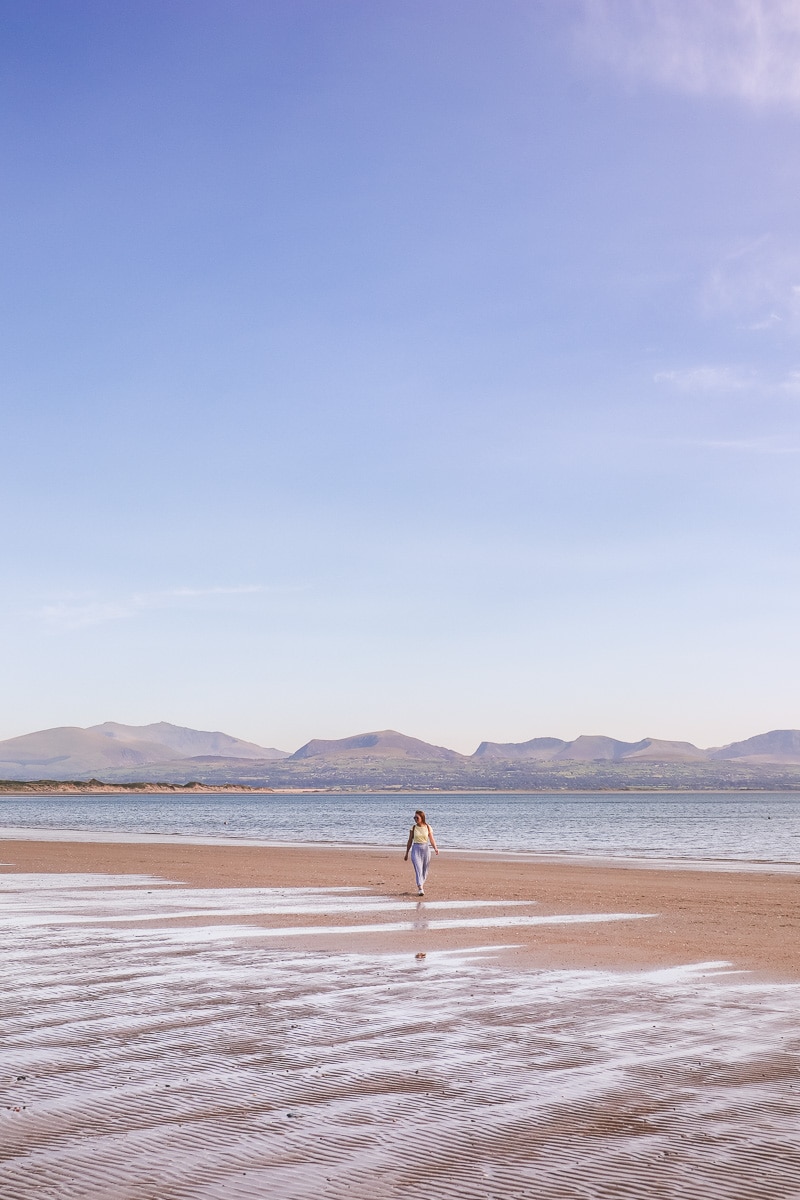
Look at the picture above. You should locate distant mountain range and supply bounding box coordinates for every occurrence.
[2,723,800,789]
[472,731,800,765]
[0,722,288,779]
[288,728,800,765]
[473,736,710,763]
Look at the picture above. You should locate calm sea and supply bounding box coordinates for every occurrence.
[2,791,800,864]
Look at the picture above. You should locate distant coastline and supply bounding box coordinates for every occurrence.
[2,723,800,792]
[0,780,276,795]
[3,779,800,796]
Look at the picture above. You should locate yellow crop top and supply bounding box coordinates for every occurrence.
[412,823,430,844]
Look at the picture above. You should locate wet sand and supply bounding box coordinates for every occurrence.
[3,837,800,1198]
[2,836,800,977]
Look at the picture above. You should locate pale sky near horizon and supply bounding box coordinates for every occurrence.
[2,0,799,754]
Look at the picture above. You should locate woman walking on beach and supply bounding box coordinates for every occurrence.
[404,809,439,896]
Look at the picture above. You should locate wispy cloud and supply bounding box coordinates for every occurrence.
[779,370,800,394]
[36,585,270,631]
[576,0,800,110]
[702,236,800,329]
[654,365,755,392]
[161,585,266,599]
[701,434,800,453]
[748,312,783,331]
[655,363,800,395]
[38,601,135,630]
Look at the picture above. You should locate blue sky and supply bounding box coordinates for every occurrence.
[2,0,799,752]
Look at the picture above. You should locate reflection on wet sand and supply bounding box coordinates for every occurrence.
[3,873,800,1199]
[413,899,429,933]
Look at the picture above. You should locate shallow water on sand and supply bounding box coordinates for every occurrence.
[3,872,800,1199]
[3,790,800,863]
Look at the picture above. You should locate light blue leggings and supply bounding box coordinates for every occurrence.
[410,843,431,890]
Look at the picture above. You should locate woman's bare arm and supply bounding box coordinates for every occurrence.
[404,828,414,858]
[428,825,439,854]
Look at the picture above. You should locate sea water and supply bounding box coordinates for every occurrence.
[2,790,800,864]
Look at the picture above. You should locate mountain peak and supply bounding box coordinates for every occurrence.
[290,730,465,762]
[712,729,800,764]
[87,721,286,760]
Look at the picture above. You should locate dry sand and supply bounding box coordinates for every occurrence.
[4,837,800,1199]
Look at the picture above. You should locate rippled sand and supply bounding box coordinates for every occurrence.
[3,851,800,1199]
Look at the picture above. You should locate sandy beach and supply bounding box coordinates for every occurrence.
[3,835,799,977]
[3,836,800,1198]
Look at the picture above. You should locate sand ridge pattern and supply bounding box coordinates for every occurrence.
[3,874,800,1198]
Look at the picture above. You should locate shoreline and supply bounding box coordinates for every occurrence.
[3,783,800,795]
[4,833,799,981]
[3,822,800,873]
